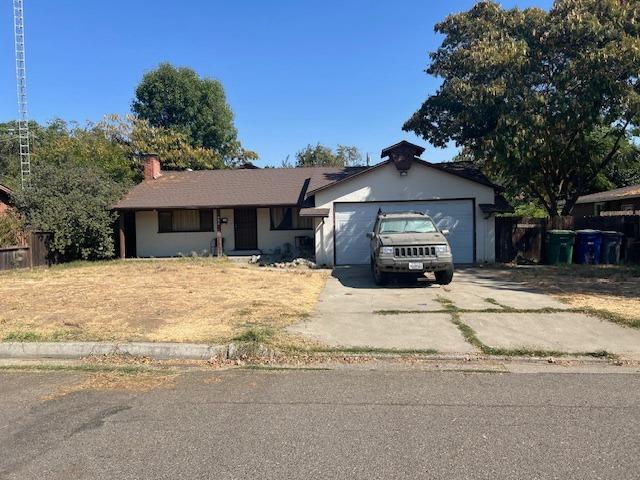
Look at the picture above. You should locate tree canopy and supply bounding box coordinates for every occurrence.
[288,143,363,167]
[12,159,126,261]
[404,0,640,217]
[132,63,256,162]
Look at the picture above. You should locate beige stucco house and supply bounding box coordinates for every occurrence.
[114,141,511,265]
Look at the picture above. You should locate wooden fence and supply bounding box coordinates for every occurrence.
[495,216,640,264]
[0,231,53,271]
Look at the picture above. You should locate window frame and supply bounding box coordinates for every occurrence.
[269,207,313,231]
[157,209,214,233]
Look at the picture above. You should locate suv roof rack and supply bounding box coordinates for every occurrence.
[377,209,426,216]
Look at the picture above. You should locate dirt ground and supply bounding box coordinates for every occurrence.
[500,264,640,326]
[0,258,328,343]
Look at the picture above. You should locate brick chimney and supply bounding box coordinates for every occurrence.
[143,153,161,180]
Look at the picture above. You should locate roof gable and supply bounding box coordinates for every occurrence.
[306,158,498,196]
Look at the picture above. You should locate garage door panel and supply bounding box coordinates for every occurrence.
[335,201,474,265]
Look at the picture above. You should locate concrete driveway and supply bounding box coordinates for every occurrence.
[288,266,640,358]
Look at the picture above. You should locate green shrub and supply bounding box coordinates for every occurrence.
[0,209,24,247]
[12,159,127,261]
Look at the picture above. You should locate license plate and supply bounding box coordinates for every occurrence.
[408,262,423,270]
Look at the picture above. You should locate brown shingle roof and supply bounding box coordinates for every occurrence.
[576,184,640,204]
[113,167,365,209]
[306,158,499,195]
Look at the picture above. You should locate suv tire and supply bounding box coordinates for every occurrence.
[435,265,454,285]
[371,259,388,286]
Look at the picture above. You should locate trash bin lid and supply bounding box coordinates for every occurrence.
[548,230,574,235]
[601,230,623,236]
[575,229,601,234]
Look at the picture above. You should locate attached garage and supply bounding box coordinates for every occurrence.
[309,141,510,267]
[334,200,475,265]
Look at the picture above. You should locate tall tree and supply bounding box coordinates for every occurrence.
[0,121,43,188]
[12,159,126,261]
[99,114,228,174]
[404,0,640,218]
[132,63,255,161]
[293,143,362,167]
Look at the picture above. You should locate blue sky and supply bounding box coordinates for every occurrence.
[0,0,552,167]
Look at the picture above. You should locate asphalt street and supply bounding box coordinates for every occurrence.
[1,366,639,479]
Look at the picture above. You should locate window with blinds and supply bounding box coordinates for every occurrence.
[158,209,214,233]
[269,207,313,230]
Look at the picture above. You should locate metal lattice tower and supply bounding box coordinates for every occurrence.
[13,0,31,189]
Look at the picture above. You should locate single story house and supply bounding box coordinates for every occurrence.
[0,184,12,215]
[113,141,511,265]
[573,184,640,217]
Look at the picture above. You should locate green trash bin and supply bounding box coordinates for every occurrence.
[545,230,575,265]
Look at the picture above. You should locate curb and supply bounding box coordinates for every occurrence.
[0,342,230,360]
[0,341,615,365]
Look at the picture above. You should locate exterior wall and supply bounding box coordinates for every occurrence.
[134,207,313,257]
[135,210,217,257]
[219,208,235,251]
[572,203,594,217]
[255,208,313,254]
[574,199,640,217]
[313,162,496,266]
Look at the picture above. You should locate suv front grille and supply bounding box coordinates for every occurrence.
[394,246,436,258]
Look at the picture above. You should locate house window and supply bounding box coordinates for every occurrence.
[594,202,606,216]
[270,207,313,230]
[621,204,634,212]
[158,209,214,233]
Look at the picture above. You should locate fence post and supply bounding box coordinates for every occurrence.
[28,231,33,268]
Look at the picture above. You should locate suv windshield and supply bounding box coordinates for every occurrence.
[378,218,438,234]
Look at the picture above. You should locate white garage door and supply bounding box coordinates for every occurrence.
[334,200,475,265]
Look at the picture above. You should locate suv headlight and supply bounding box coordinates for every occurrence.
[434,245,450,254]
[380,246,394,255]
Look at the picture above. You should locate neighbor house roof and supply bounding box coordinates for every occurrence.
[0,184,11,196]
[576,184,640,204]
[113,167,366,210]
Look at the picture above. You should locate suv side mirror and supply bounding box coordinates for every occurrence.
[441,229,450,236]
[366,232,374,239]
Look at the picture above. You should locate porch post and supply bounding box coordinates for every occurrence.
[119,212,126,259]
[216,208,223,257]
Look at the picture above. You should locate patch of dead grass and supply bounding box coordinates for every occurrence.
[498,265,640,325]
[0,258,328,343]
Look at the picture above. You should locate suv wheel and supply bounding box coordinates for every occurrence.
[371,260,388,286]
[434,265,454,285]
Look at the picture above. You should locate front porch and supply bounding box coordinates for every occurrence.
[118,206,319,259]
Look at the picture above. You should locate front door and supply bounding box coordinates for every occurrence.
[234,208,258,250]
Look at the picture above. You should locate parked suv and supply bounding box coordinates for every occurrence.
[367,211,454,285]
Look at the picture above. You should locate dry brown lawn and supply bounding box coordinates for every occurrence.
[501,264,640,326]
[0,258,328,343]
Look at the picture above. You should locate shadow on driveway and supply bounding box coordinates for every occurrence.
[331,265,438,289]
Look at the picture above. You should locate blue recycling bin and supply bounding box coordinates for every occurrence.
[574,230,603,264]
